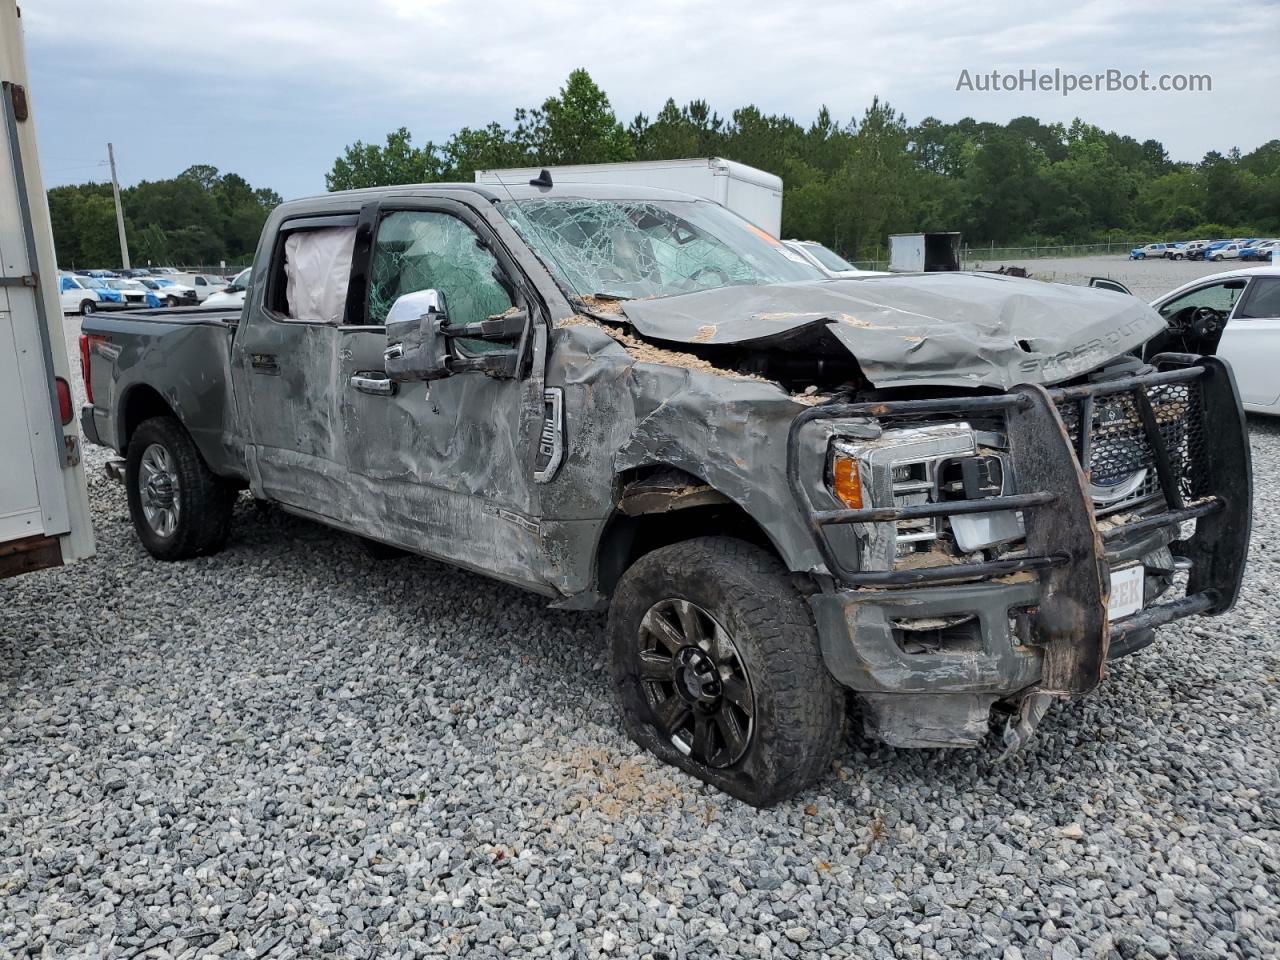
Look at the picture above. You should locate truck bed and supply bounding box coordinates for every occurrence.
[80,304,246,481]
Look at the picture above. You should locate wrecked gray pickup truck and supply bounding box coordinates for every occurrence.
[79,180,1252,806]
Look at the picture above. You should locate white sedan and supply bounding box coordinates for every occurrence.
[1099,266,1280,414]
[781,239,889,277]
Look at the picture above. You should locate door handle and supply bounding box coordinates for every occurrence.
[350,372,398,396]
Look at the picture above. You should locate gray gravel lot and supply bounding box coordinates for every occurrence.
[966,255,1274,302]
[0,310,1277,959]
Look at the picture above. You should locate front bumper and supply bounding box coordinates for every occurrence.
[790,355,1252,742]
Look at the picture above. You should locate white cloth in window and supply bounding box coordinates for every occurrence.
[284,226,356,323]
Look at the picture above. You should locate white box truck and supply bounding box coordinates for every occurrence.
[476,158,784,237]
[1,2,94,578]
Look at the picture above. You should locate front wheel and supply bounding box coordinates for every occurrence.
[165,296,179,307]
[79,300,95,315]
[607,537,844,807]
[126,416,237,560]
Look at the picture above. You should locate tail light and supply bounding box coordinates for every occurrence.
[79,334,93,405]
[55,377,73,425]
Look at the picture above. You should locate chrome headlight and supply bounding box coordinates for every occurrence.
[829,423,1021,569]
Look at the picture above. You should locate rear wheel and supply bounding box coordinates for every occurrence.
[126,416,236,560]
[607,537,844,807]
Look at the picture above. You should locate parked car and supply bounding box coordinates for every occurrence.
[74,275,126,307]
[1129,243,1171,260]
[79,181,1251,806]
[1092,265,1280,414]
[1239,240,1278,262]
[1181,240,1212,260]
[151,267,181,275]
[180,273,228,302]
[83,269,118,278]
[105,278,162,308]
[1208,242,1247,262]
[58,274,102,315]
[139,277,198,306]
[203,268,251,308]
[781,240,887,277]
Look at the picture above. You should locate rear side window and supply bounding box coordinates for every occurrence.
[1236,278,1280,320]
[265,224,356,323]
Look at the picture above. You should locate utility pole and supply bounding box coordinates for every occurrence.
[107,142,130,269]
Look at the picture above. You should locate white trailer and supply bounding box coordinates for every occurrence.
[888,232,962,272]
[1,2,94,578]
[476,158,784,237]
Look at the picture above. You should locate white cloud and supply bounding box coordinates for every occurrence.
[20,0,1277,198]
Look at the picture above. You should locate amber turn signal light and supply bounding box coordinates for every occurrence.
[832,457,863,509]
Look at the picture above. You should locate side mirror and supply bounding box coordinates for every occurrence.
[383,289,529,382]
[384,289,453,382]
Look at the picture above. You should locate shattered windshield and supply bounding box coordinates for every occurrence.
[499,197,818,301]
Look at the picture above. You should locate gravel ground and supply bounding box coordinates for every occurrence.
[0,314,1277,960]
[964,255,1274,301]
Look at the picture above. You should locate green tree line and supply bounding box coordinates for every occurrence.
[48,165,281,269]
[326,69,1280,261]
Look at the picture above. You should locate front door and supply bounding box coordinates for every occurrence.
[338,201,549,590]
[1218,276,1280,409]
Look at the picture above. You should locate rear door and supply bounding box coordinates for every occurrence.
[336,197,550,590]
[228,213,358,516]
[1218,276,1280,410]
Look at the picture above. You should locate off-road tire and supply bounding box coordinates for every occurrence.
[126,416,236,561]
[607,536,844,807]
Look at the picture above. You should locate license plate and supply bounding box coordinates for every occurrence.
[1108,565,1144,621]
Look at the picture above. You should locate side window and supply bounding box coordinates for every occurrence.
[1236,278,1280,320]
[1157,281,1246,320]
[367,211,513,352]
[265,226,356,323]
[195,277,206,286]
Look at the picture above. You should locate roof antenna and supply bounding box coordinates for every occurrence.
[529,168,553,188]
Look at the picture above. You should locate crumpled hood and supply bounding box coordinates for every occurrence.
[618,272,1166,390]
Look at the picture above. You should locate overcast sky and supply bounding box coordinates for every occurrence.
[20,0,1280,199]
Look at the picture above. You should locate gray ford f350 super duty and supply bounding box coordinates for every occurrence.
[79,179,1252,806]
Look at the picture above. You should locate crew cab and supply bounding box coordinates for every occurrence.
[78,181,1252,805]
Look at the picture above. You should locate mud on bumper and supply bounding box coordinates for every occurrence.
[790,355,1252,747]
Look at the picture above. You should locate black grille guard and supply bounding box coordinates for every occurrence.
[786,354,1252,696]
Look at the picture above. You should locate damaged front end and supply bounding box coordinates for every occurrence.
[791,354,1251,752]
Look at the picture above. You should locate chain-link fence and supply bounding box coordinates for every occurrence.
[849,239,1149,272]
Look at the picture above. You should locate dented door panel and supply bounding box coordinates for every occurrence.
[339,326,549,591]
